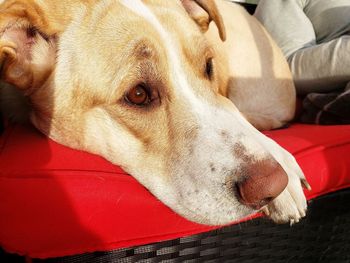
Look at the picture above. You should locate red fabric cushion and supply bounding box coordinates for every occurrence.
[1,123,350,258]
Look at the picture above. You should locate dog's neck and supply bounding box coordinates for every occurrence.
[0,82,31,124]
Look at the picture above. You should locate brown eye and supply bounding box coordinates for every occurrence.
[125,85,150,106]
[205,58,214,80]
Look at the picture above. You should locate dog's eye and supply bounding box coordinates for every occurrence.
[125,85,150,106]
[205,58,214,80]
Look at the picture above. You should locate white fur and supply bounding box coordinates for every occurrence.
[1,0,307,225]
[117,0,304,225]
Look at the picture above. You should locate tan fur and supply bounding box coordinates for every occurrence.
[0,0,308,225]
[206,2,296,130]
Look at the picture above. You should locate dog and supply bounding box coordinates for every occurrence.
[0,0,310,225]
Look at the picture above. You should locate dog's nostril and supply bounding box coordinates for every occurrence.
[235,160,288,210]
[256,197,274,209]
[263,196,274,204]
[240,197,274,210]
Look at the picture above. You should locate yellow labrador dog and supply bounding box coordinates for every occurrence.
[0,0,310,225]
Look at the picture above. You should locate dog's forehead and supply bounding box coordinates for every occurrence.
[117,0,190,38]
[119,0,184,18]
[80,2,202,86]
[81,0,194,53]
[113,0,203,42]
[76,0,206,66]
[117,1,209,97]
[59,0,215,114]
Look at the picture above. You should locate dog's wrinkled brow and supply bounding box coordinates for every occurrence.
[133,39,154,60]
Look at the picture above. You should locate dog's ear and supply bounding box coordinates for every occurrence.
[0,2,57,92]
[181,0,226,41]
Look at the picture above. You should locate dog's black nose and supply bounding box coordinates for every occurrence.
[235,159,288,210]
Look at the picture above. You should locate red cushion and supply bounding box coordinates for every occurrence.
[1,123,350,258]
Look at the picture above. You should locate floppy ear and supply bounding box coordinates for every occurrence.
[181,0,226,41]
[0,2,56,92]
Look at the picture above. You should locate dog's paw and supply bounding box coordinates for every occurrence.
[263,151,311,224]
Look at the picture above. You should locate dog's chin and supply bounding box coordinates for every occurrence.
[155,186,256,226]
[174,202,256,226]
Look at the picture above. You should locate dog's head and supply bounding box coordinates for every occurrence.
[0,0,289,225]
